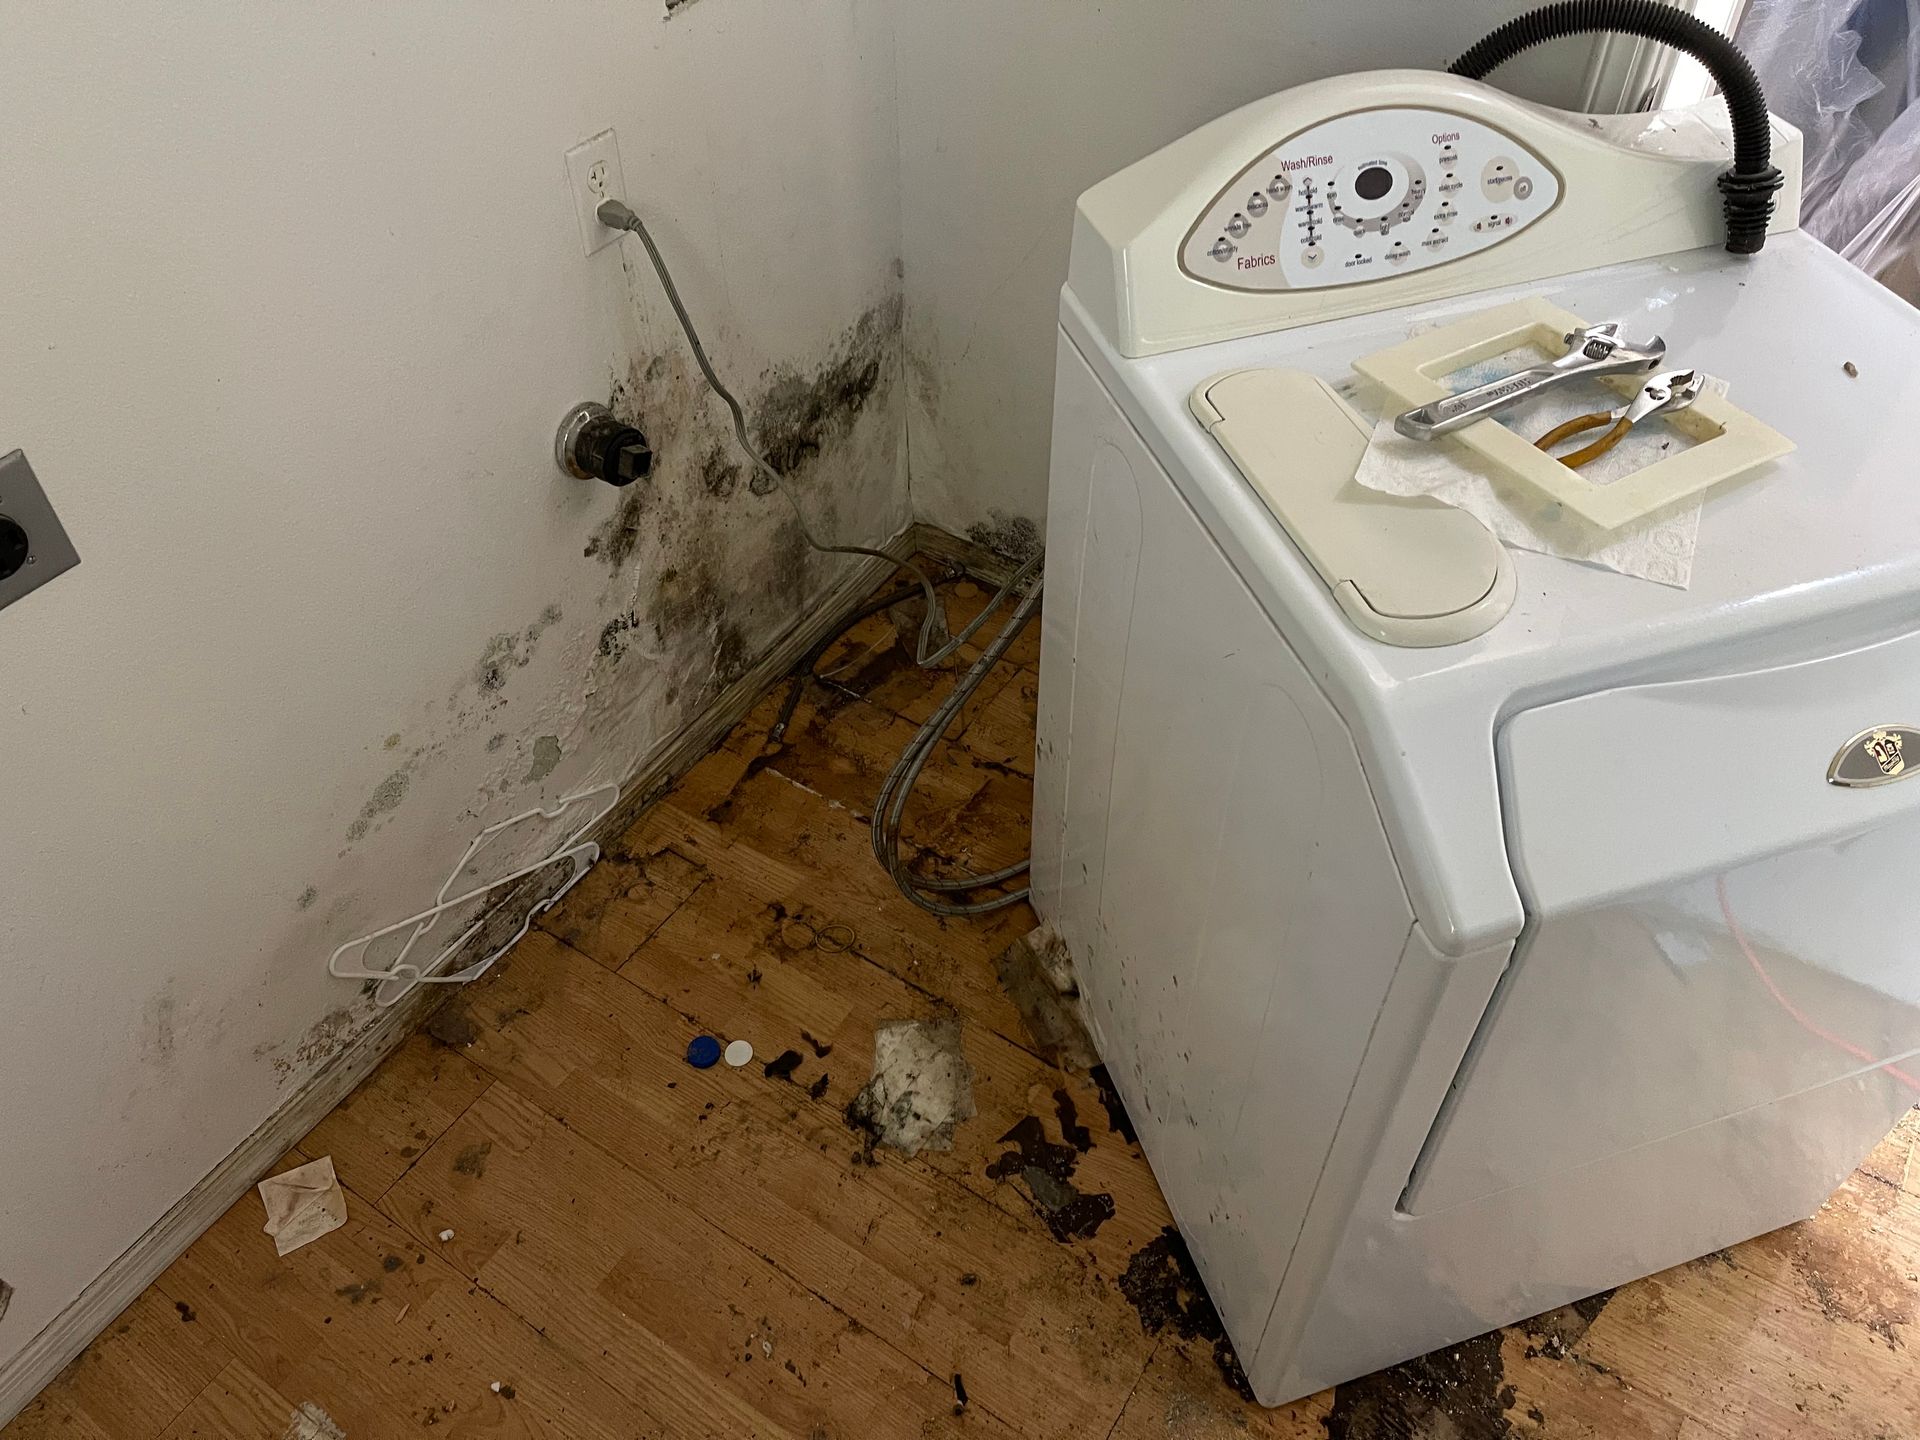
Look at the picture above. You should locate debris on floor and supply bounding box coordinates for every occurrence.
[283,1400,346,1440]
[724,1038,754,1068]
[1321,1330,1511,1438]
[686,1035,722,1068]
[1119,1225,1252,1399]
[0,1277,12,1325]
[845,1017,977,1157]
[994,922,1096,1070]
[762,1048,803,1081]
[438,1228,455,1242]
[257,1156,348,1257]
[425,1003,480,1049]
[775,912,856,953]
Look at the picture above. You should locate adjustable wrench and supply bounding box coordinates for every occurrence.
[1394,323,1667,441]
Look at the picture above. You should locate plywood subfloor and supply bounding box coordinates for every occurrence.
[12,572,1920,1440]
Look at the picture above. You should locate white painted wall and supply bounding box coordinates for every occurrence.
[0,0,905,1372]
[891,0,1598,545]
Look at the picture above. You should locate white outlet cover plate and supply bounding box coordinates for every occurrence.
[564,129,627,256]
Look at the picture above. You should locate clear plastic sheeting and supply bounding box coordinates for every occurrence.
[1587,98,1742,159]
[1738,0,1920,299]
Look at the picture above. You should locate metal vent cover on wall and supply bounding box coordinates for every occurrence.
[0,450,81,614]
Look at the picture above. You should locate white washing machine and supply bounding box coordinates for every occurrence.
[1033,68,1920,1405]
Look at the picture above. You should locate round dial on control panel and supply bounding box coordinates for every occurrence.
[1326,154,1427,238]
[1353,165,1393,201]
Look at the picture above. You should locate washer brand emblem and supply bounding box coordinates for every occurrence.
[1828,726,1918,787]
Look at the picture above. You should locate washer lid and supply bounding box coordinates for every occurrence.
[1191,368,1514,646]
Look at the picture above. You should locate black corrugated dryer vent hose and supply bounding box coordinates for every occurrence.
[1449,0,1784,253]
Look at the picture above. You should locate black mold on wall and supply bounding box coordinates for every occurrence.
[588,298,899,574]
[306,291,899,1104]
[598,610,640,661]
[583,484,651,570]
[579,295,900,741]
[699,445,743,499]
[346,766,411,843]
[473,605,564,693]
[257,1001,372,1087]
[140,985,180,1069]
[965,510,1041,565]
[752,303,893,483]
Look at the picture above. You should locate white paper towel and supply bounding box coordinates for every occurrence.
[1347,350,1725,589]
[257,1155,348,1256]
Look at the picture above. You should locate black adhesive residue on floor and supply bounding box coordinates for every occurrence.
[1053,1089,1092,1153]
[1322,1329,1516,1440]
[1117,1226,1251,1399]
[1089,1064,1139,1146]
[763,1049,804,1082]
[985,1115,1114,1242]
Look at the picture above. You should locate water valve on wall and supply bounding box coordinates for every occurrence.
[555,402,653,488]
[0,450,81,615]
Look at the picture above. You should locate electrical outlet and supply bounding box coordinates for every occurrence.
[565,130,628,256]
[0,450,80,617]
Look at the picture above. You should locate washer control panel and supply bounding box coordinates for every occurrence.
[1180,108,1559,292]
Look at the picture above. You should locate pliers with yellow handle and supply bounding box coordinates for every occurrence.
[1534,368,1704,469]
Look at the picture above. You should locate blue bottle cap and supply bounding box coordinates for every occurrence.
[686,1035,722,1069]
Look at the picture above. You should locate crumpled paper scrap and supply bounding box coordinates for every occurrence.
[846,1018,977,1156]
[257,1155,348,1256]
[1345,350,1728,590]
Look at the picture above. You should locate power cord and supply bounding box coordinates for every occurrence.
[598,197,1042,914]
[596,199,955,659]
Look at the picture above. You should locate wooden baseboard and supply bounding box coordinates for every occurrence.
[0,532,913,1427]
[905,521,1028,588]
